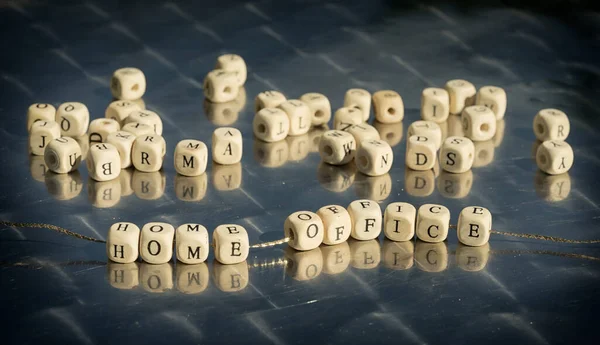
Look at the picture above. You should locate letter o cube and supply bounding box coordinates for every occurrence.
[457,206,492,247]
[87,143,121,181]
[416,204,450,243]
[132,134,166,172]
[27,103,56,131]
[213,224,249,265]
[347,199,382,240]
[140,222,175,264]
[174,139,208,176]
[284,211,325,251]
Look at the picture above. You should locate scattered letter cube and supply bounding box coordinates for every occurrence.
[284,211,325,251]
[174,139,208,176]
[457,206,492,247]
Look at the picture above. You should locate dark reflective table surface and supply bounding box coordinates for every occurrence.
[1,1,600,344]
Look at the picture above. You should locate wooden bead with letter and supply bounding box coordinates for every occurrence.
[421,87,449,123]
[355,139,393,176]
[29,121,60,155]
[462,105,496,141]
[457,206,492,247]
[105,100,141,125]
[344,123,380,147]
[216,54,247,86]
[536,140,574,175]
[333,107,363,130]
[212,127,243,165]
[56,102,90,137]
[44,137,82,174]
[319,130,356,165]
[476,86,506,120]
[213,224,249,265]
[27,103,56,131]
[203,69,239,103]
[300,92,331,126]
[406,135,436,171]
[439,136,474,173]
[176,223,209,264]
[111,67,146,100]
[372,90,404,123]
[384,202,416,242]
[126,110,163,135]
[344,88,371,121]
[87,143,121,181]
[347,199,382,240]
[107,222,140,263]
[445,79,476,115]
[278,100,311,136]
[533,108,570,141]
[140,222,175,264]
[255,90,286,112]
[88,118,120,143]
[284,211,324,251]
[317,205,352,245]
[407,121,442,149]
[253,107,290,142]
[122,122,155,137]
[174,139,208,176]
[416,204,450,243]
[106,131,136,169]
[132,134,166,172]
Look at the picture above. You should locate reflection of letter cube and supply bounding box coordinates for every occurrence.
[56,102,89,137]
[212,261,248,292]
[416,204,450,243]
[44,137,82,174]
[533,108,570,141]
[347,199,382,240]
[384,202,416,242]
[140,222,175,264]
[87,143,121,181]
[176,223,209,264]
[536,140,574,175]
[284,211,324,251]
[29,121,60,155]
[213,224,249,265]
[132,134,166,172]
[174,139,208,176]
[111,67,146,101]
[212,127,243,165]
[439,136,474,173]
[406,135,436,171]
[107,222,140,263]
[204,69,239,103]
[457,206,492,247]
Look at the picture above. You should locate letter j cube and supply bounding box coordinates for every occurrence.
[213,224,249,264]
[416,204,450,243]
[457,206,491,246]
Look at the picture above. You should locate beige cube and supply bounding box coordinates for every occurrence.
[534,171,571,202]
[456,243,490,272]
[174,139,208,176]
[383,241,414,270]
[344,88,371,121]
[374,121,403,147]
[132,134,166,172]
[132,171,165,200]
[473,140,495,167]
[213,163,242,190]
[111,67,146,100]
[405,167,435,197]
[354,173,392,201]
[333,107,363,130]
[212,261,248,292]
[284,247,323,281]
[406,135,436,171]
[213,224,249,264]
[87,143,121,181]
[216,54,247,86]
[439,136,475,173]
[212,127,243,165]
[255,90,286,112]
[457,206,492,247]
[349,239,381,269]
[176,223,209,264]
[140,263,173,293]
[106,131,136,168]
[284,211,325,251]
[533,108,570,141]
[415,241,448,272]
[316,162,356,192]
[445,79,476,114]
[107,222,140,263]
[44,171,82,200]
[476,86,506,120]
[319,130,356,165]
[438,170,473,198]
[462,105,497,141]
[536,140,574,175]
[176,263,209,294]
[372,90,404,123]
[286,134,310,162]
[119,168,134,196]
[88,178,121,208]
[105,100,141,125]
[174,173,208,201]
[126,110,163,135]
[347,199,382,240]
[253,139,288,168]
[278,100,311,136]
[27,103,56,131]
[344,123,380,147]
[355,139,393,176]
[204,99,240,126]
[316,205,352,245]
[88,118,120,143]
[122,122,155,137]
[140,222,175,264]
[44,137,82,174]
[416,204,450,243]
[56,102,89,137]
[107,262,139,290]
[300,92,331,126]
[321,242,350,274]
[407,121,442,149]
[29,121,60,155]
[253,107,290,142]
[421,87,449,123]
[308,125,329,152]
[383,202,416,242]
[204,69,239,103]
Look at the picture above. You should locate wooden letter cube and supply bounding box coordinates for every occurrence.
[213,224,249,264]
[347,199,382,240]
[384,202,416,242]
[44,137,82,173]
[445,79,476,114]
[174,139,208,176]
[317,205,352,245]
[439,136,475,173]
[122,122,155,137]
[536,140,574,175]
[105,100,141,125]
[88,118,120,143]
[106,131,136,168]
[111,67,146,100]
[476,86,507,120]
[204,69,239,103]
[255,90,286,112]
[356,139,393,176]
[457,206,492,247]
[29,121,60,155]
[125,110,163,135]
[319,130,356,165]
[416,204,450,242]
[333,107,363,130]
[212,127,243,164]
[132,134,166,172]
[284,211,325,251]
[253,107,290,142]
[421,87,449,123]
[107,222,140,263]
[216,54,247,86]
[56,102,90,137]
[176,223,209,264]
[344,88,371,121]
[407,120,442,149]
[87,143,121,181]
[406,135,436,171]
[462,105,497,141]
[27,103,56,131]
[140,222,175,264]
[344,123,380,147]
[300,92,331,126]
[372,90,404,124]
[278,100,311,136]
[533,108,570,141]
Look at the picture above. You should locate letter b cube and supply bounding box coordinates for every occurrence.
[87,143,121,181]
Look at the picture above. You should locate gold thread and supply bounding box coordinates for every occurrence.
[0,221,106,243]
[249,237,291,249]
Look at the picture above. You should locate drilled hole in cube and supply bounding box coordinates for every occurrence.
[539,154,547,165]
[478,150,488,160]
[386,133,394,140]
[480,123,490,132]
[358,155,369,169]
[387,107,396,115]
[224,86,232,94]
[536,123,544,134]
[323,145,333,157]
[47,152,58,167]
[131,84,139,91]
[223,108,232,117]
[257,124,266,133]
[315,110,324,118]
